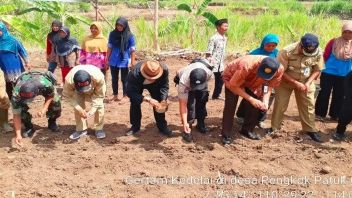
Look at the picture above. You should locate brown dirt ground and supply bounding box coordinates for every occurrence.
[1,49,352,198]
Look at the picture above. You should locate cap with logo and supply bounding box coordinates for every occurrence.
[189,68,208,91]
[19,82,39,103]
[73,70,92,93]
[257,57,280,80]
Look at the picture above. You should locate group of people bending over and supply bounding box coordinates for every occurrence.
[0,18,352,145]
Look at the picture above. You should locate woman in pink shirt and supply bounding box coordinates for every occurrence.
[80,22,108,75]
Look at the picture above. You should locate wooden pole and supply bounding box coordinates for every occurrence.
[153,0,159,52]
[95,0,98,21]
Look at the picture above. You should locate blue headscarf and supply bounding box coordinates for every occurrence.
[250,34,280,58]
[0,21,27,57]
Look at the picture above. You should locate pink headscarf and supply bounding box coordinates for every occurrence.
[333,21,352,60]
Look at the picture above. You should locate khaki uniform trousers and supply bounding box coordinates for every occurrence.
[0,109,8,126]
[74,95,104,132]
[271,81,316,132]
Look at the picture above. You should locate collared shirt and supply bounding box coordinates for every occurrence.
[222,55,284,97]
[207,32,227,72]
[278,42,324,82]
[63,65,106,113]
[177,62,213,100]
[108,33,136,68]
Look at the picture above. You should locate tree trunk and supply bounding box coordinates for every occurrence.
[153,0,160,52]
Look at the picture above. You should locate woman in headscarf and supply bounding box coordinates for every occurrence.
[250,33,280,58]
[106,17,136,102]
[55,26,80,84]
[236,33,280,128]
[315,21,352,121]
[46,20,62,73]
[80,22,108,75]
[0,21,31,132]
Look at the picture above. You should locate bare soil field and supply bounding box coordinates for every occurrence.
[0,49,352,198]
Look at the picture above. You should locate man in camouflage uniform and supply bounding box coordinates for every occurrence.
[12,71,61,145]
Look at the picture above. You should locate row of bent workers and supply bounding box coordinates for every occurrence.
[1,20,352,146]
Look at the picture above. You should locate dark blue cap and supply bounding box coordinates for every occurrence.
[301,33,319,50]
[257,57,280,80]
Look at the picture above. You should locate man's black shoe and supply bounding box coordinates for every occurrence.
[159,128,173,137]
[196,124,209,134]
[48,119,59,132]
[182,132,193,143]
[332,132,346,141]
[126,128,140,136]
[222,136,232,145]
[22,128,35,138]
[307,132,322,142]
[240,130,261,140]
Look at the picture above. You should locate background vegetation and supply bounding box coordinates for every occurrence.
[0,0,350,53]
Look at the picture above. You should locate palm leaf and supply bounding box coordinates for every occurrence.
[65,13,91,25]
[177,3,192,13]
[202,11,218,25]
[16,7,43,15]
[196,0,212,15]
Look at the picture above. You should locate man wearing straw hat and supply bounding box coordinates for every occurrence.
[126,60,173,137]
[63,64,106,140]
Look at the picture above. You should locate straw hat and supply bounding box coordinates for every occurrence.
[140,61,163,80]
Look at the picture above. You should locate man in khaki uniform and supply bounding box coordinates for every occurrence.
[0,69,11,132]
[63,65,106,140]
[269,33,324,142]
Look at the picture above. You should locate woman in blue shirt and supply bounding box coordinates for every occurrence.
[106,17,136,102]
[0,21,31,132]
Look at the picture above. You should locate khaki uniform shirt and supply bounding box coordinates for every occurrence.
[278,42,324,82]
[63,65,106,113]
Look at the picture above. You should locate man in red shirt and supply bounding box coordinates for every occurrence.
[221,55,284,145]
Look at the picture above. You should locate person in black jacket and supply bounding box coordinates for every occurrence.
[126,60,173,136]
[333,71,352,141]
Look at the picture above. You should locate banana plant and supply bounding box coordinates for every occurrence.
[17,0,91,26]
[0,4,41,44]
[160,0,218,44]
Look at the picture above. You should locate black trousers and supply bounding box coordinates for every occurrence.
[187,90,209,124]
[110,67,129,96]
[129,84,167,131]
[236,92,275,122]
[315,72,345,119]
[336,72,352,134]
[212,72,223,99]
[222,88,260,137]
[6,82,14,100]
